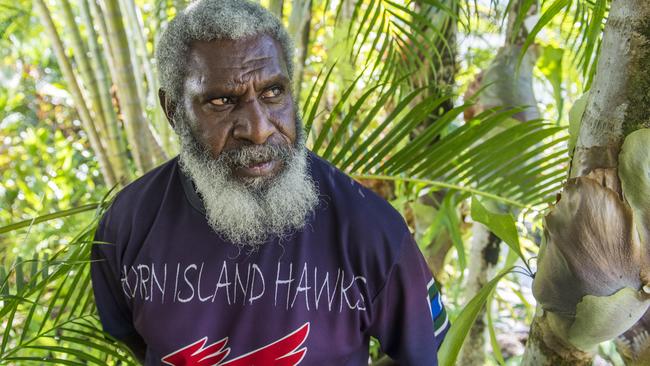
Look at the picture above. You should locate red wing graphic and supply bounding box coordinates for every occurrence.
[161,323,309,366]
[221,323,309,366]
[161,336,230,366]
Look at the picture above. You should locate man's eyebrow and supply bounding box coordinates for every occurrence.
[255,73,290,89]
[189,73,290,99]
[194,82,247,98]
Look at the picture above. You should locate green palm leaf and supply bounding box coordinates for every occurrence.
[0,196,137,365]
[304,67,568,208]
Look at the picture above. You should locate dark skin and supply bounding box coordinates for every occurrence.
[159,33,297,180]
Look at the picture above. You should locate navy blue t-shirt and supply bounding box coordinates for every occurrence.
[91,151,449,365]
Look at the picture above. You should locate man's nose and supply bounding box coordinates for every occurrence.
[232,99,275,145]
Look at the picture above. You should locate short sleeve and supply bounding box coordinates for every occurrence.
[367,233,450,365]
[90,211,138,339]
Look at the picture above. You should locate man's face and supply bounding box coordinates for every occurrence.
[166,33,318,248]
[181,34,297,184]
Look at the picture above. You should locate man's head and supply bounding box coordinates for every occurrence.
[157,0,318,249]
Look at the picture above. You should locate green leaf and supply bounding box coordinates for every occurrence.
[438,268,513,366]
[537,46,564,121]
[0,265,8,296]
[580,0,606,85]
[486,292,506,366]
[0,203,102,234]
[351,174,529,208]
[569,287,650,350]
[15,256,24,292]
[303,64,336,135]
[442,193,465,271]
[518,0,570,72]
[618,128,650,246]
[471,197,526,265]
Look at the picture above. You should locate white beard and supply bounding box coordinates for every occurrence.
[175,110,319,250]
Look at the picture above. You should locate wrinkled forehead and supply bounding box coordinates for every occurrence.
[185,33,289,87]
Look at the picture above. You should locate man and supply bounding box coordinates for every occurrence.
[90,0,449,365]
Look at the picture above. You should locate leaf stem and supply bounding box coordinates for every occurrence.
[351,174,529,208]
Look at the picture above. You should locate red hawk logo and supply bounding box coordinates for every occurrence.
[161,323,309,366]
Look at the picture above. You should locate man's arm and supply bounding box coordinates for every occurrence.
[90,214,147,364]
[367,233,450,365]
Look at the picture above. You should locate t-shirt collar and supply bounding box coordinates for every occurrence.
[177,160,207,215]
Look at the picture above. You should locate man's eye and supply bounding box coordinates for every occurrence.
[209,97,233,106]
[261,86,283,99]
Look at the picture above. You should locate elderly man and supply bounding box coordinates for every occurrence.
[90,0,449,365]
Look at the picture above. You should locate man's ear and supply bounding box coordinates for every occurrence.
[159,88,178,129]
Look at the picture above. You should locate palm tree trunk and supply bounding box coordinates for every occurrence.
[33,0,117,186]
[269,0,283,18]
[59,0,109,140]
[117,0,149,116]
[79,0,131,184]
[522,1,650,364]
[120,0,174,157]
[288,0,312,96]
[99,0,165,173]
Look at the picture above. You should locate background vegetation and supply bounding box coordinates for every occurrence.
[1,0,647,364]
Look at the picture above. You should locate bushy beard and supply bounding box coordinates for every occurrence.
[174,109,319,250]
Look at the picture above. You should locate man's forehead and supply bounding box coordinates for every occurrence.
[186,34,286,75]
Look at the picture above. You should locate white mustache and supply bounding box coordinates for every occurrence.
[219,143,294,168]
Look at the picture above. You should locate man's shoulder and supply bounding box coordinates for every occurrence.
[100,157,180,231]
[308,151,409,238]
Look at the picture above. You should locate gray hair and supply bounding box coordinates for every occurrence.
[156,0,295,103]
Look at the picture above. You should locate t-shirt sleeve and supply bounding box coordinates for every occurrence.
[368,233,450,365]
[90,210,140,340]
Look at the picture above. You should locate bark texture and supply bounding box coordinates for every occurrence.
[523,1,650,363]
[458,224,501,366]
[521,311,592,366]
[570,0,650,177]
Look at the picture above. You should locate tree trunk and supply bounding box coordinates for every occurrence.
[521,310,592,366]
[120,0,175,157]
[99,0,165,174]
[288,0,312,96]
[79,0,131,184]
[59,0,110,143]
[522,1,650,364]
[269,0,283,18]
[458,225,501,365]
[33,0,117,186]
[458,2,540,364]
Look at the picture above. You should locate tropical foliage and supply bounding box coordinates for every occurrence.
[2,0,647,364]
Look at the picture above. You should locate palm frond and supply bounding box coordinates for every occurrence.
[305,71,568,207]
[517,0,608,87]
[341,0,458,93]
[0,197,136,365]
